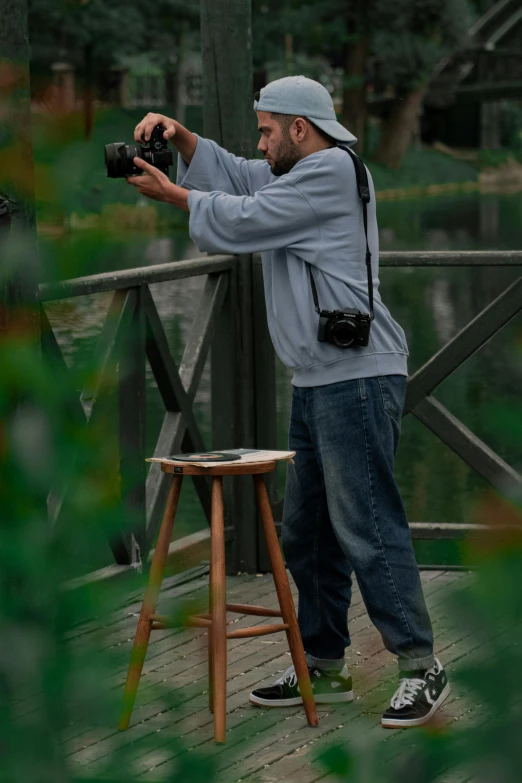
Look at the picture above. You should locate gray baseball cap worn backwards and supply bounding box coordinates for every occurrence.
[253,75,357,145]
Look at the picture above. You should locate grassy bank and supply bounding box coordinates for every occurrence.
[371,145,522,200]
[370,145,479,192]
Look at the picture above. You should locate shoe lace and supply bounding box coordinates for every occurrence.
[391,677,425,709]
[275,665,298,688]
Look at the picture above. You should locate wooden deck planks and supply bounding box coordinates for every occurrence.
[119,572,456,776]
[61,568,490,782]
[199,580,477,782]
[83,573,455,775]
[88,576,450,772]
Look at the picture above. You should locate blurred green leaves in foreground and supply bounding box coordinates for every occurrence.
[0,242,215,780]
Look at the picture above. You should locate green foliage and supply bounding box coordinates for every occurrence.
[28,0,199,83]
[28,0,144,69]
[371,0,475,93]
[252,0,348,70]
[252,0,476,94]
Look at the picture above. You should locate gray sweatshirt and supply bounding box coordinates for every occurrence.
[177,135,408,387]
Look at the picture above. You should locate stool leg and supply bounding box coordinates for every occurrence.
[208,555,214,714]
[210,476,227,742]
[253,474,319,728]
[119,474,183,730]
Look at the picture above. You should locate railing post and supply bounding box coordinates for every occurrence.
[200,0,255,159]
[202,0,260,572]
[211,267,240,571]
[211,259,259,573]
[118,285,146,564]
[252,256,278,572]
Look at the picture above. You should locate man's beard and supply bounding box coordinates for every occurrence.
[269,134,302,176]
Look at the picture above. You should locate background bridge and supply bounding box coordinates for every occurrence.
[426,0,522,148]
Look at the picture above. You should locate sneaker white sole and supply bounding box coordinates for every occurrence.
[249,690,354,707]
[381,682,451,728]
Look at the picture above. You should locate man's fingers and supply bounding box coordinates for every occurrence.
[134,116,175,143]
[133,157,156,173]
[134,122,154,142]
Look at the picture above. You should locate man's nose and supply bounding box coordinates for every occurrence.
[258,138,266,152]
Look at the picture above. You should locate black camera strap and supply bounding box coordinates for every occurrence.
[308,146,374,320]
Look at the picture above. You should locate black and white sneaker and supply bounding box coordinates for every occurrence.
[249,664,353,707]
[381,658,450,728]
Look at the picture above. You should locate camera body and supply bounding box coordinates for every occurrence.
[317,308,371,348]
[105,125,173,179]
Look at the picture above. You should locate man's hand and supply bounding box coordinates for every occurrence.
[126,158,171,201]
[134,111,198,165]
[134,113,176,143]
[126,158,189,212]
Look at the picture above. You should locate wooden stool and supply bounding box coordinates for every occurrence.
[118,459,319,743]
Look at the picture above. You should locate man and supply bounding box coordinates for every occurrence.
[127,75,449,728]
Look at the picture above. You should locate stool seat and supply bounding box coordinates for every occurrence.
[161,458,278,476]
[118,456,319,743]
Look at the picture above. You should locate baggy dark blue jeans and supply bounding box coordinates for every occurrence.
[282,375,435,673]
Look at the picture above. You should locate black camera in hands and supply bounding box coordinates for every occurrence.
[317,308,371,348]
[104,124,173,178]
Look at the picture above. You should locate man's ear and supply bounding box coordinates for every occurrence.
[293,117,308,142]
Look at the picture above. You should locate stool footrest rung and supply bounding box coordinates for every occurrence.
[150,613,212,630]
[226,622,289,639]
[226,603,282,618]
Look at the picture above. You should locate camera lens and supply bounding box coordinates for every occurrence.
[105,143,142,178]
[331,320,357,348]
[105,143,124,178]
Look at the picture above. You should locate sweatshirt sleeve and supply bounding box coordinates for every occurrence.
[177,135,271,197]
[187,179,318,255]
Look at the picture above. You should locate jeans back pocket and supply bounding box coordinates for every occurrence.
[377,375,406,422]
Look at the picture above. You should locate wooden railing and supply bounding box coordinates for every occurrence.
[39,250,522,575]
[39,253,277,573]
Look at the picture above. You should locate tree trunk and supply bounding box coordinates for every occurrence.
[372,84,428,169]
[341,35,369,155]
[253,68,267,94]
[0,0,39,339]
[83,43,95,141]
[164,65,178,109]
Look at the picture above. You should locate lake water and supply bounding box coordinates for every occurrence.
[42,190,522,568]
